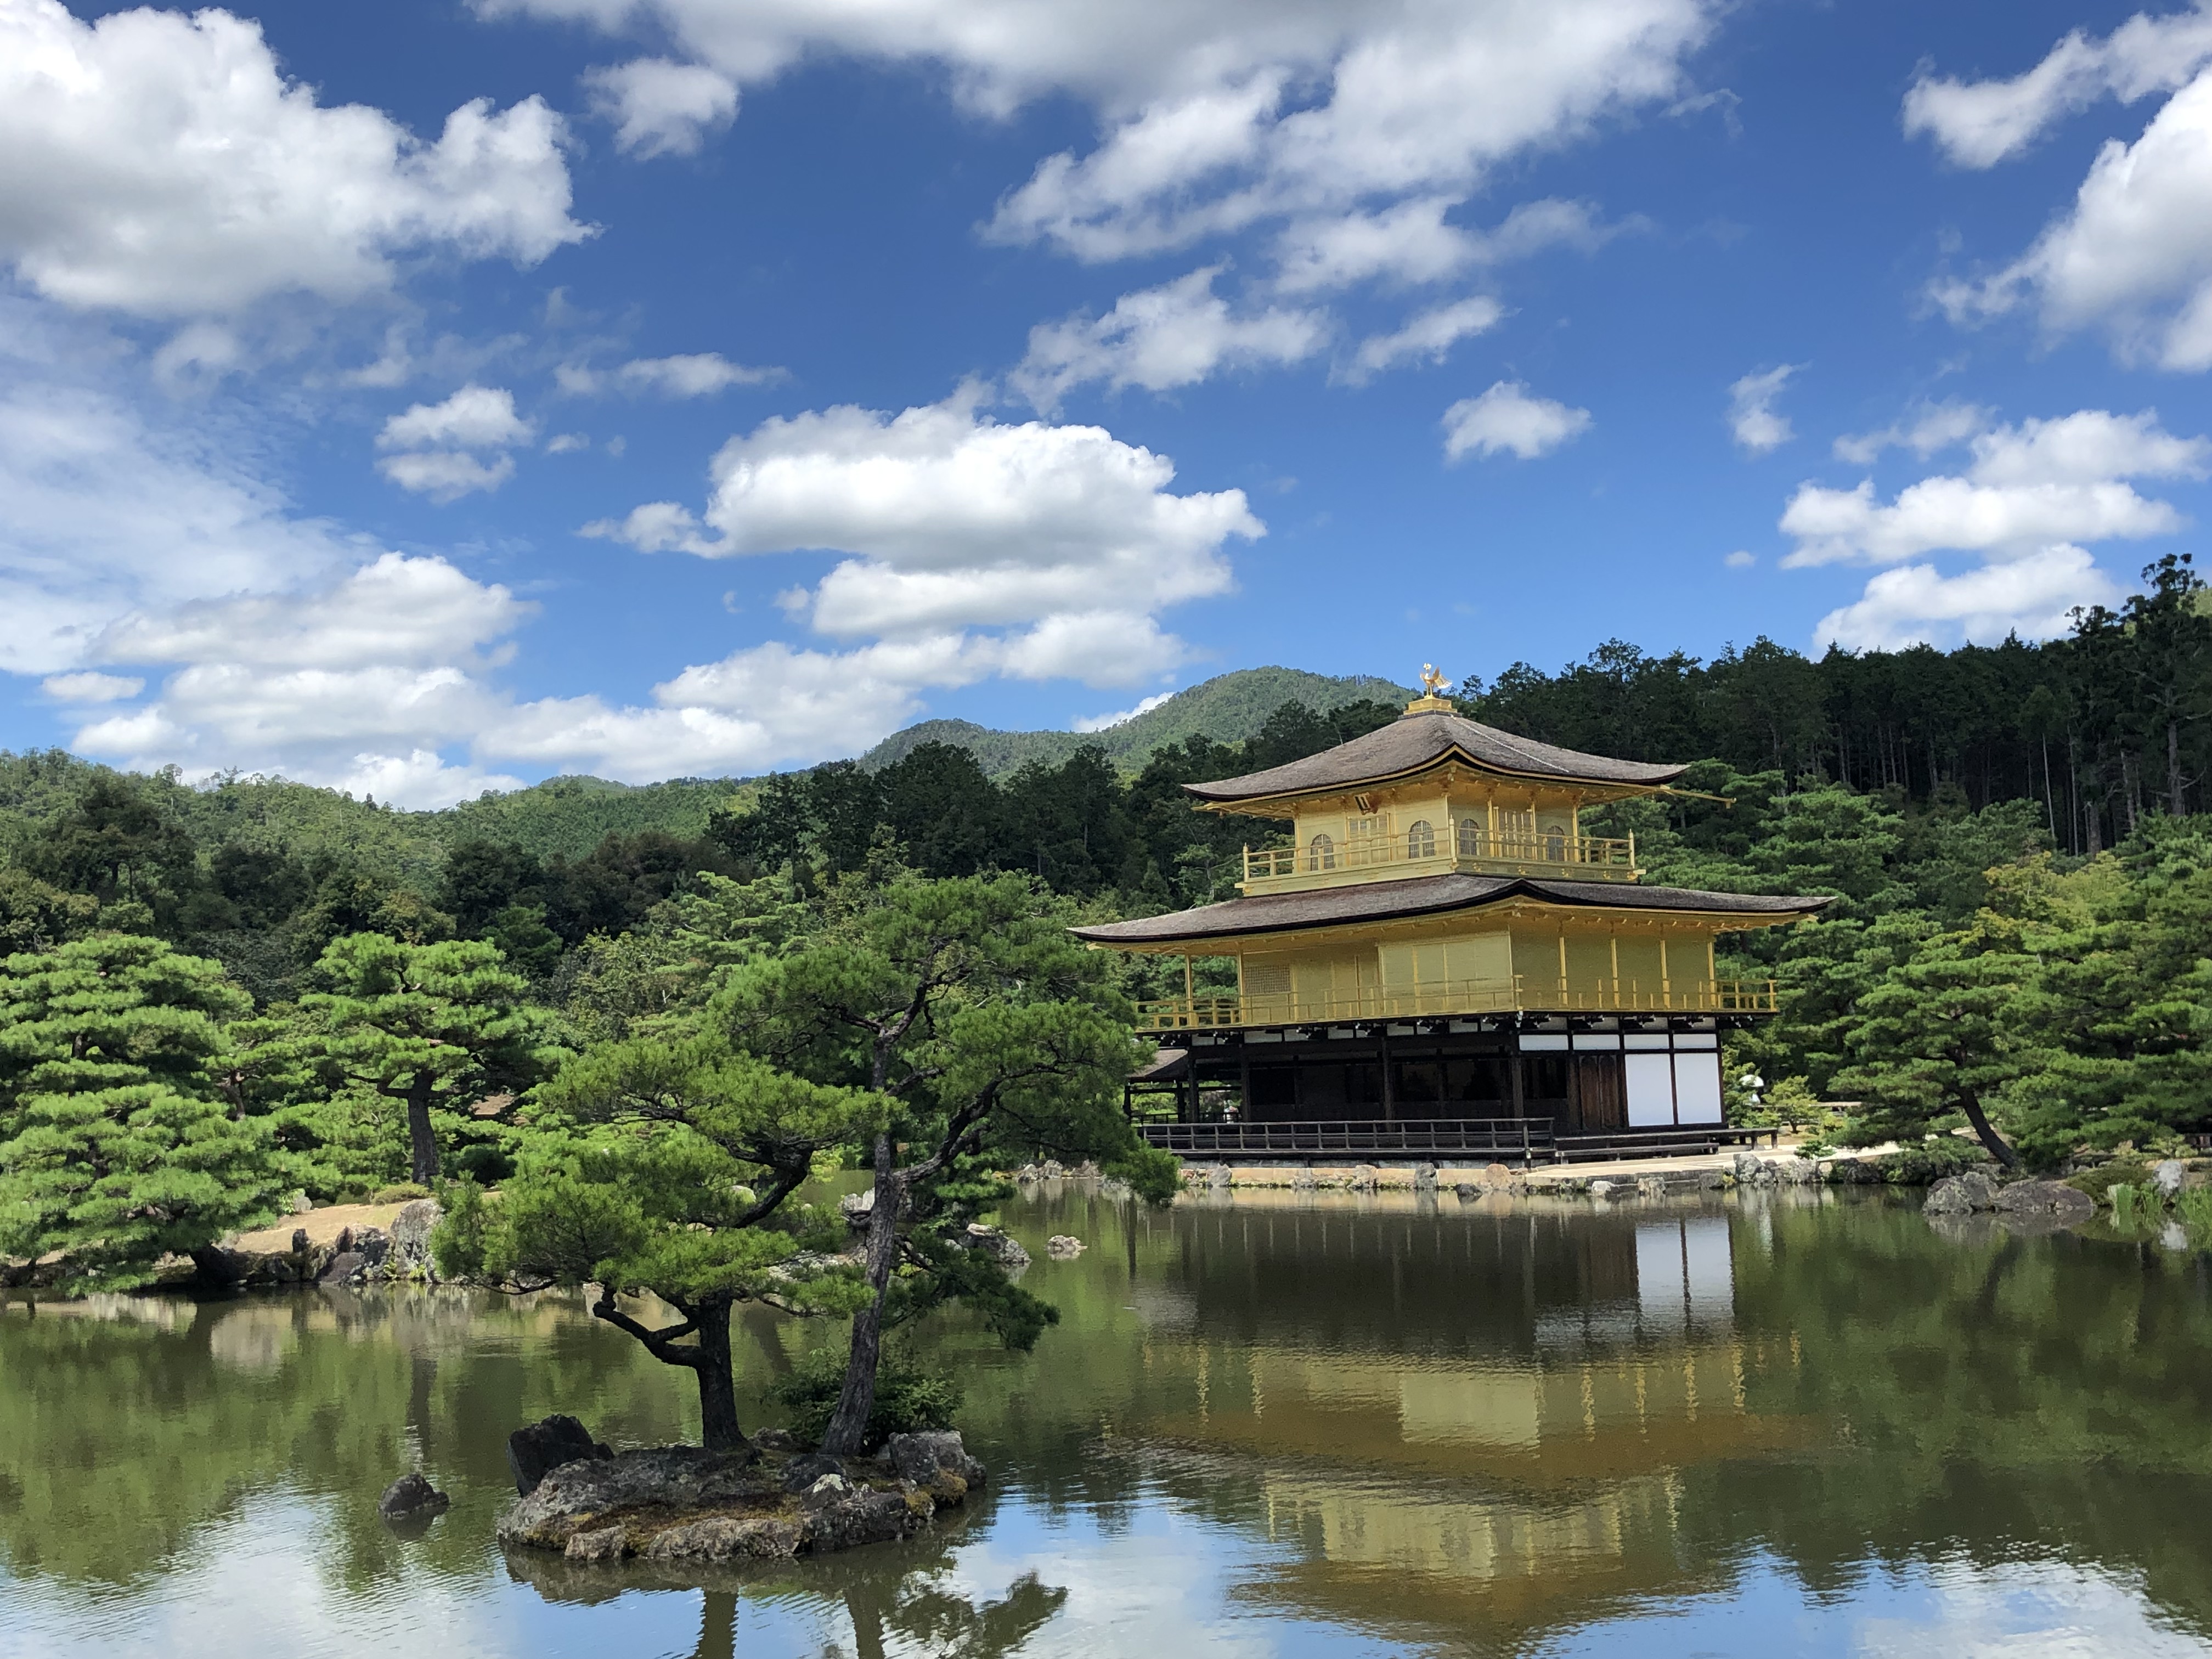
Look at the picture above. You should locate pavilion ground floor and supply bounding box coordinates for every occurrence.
[1130,1012,1770,1164]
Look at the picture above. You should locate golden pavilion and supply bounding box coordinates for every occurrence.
[1070,678,1830,1158]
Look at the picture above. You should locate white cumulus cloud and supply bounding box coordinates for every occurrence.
[1442,381,1592,462]
[375,385,533,500]
[1728,364,1799,454]
[0,0,585,316]
[1903,3,2212,168]
[1786,406,2202,652]
[1832,401,1993,465]
[1011,266,1327,409]
[583,393,1260,686]
[1072,690,1173,731]
[1937,66,2212,369]
[584,57,740,157]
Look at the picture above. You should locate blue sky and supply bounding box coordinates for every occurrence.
[5,0,2211,804]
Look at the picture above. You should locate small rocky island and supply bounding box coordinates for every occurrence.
[495,1415,987,1565]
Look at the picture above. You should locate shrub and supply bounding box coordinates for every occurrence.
[2064,1159,2153,1206]
[768,1345,962,1452]
[430,1177,490,1280]
[1883,1138,1989,1186]
[372,1182,433,1206]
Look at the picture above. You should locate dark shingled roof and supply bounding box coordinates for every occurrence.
[1069,872,1830,947]
[1182,708,1687,804]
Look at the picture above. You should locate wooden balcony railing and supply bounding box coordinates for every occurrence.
[1136,976,1778,1030]
[1242,827,1637,888]
[1141,1117,1551,1158]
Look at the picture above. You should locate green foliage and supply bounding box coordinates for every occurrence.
[2066,1159,2155,1205]
[768,1344,963,1451]
[0,934,286,1290]
[1882,1138,1990,1185]
[371,1182,432,1205]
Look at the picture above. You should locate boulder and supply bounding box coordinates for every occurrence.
[318,1251,365,1285]
[962,1223,1030,1269]
[377,1472,450,1520]
[1453,1183,1479,1201]
[799,1484,933,1552]
[500,1447,759,1550]
[1699,1170,1728,1190]
[1045,1234,1085,1258]
[1991,1180,2095,1224]
[1039,1160,1065,1180]
[2155,1159,2187,1198]
[1348,1164,1379,1192]
[507,1414,613,1497]
[354,1228,391,1271]
[885,1430,987,1494]
[1923,1172,2001,1215]
[1636,1176,1668,1199]
[1412,1162,1438,1191]
[1293,1171,1319,1192]
[390,1200,441,1271]
[564,1525,629,1564]
[1731,1153,1775,1187]
[1588,1180,1617,1200]
[1478,1162,1516,1190]
[751,1427,804,1453]
[779,1452,844,1493]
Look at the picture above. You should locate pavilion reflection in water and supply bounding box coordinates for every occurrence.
[1117,1200,1819,1645]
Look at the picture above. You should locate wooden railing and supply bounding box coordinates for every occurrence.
[1141,1117,1551,1158]
[1243,827,1637,887]
[1136,977,1778,1030]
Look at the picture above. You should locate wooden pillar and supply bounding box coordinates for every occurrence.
[1379,1025,1395,1124]
[1509,1042,1527,1119]
[1238,1040,1252,1122]
[1183,952,1195,1019]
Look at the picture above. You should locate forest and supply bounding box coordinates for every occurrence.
[1,552,2209,1414]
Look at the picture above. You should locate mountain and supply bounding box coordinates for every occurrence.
[856,667,1416,778]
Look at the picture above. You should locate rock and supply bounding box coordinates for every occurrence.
[334,1227,354,1255]
[751,1427,805,1453]
[644,1516,803,1562]
[289,1191,313,1214]
[565,1525,628,1564]
[962,1223,1030,1268]
[1923,1172,2001,1215]
[1293,1171,1318,1192]
[1348,1164,1379,1192]
[1778,1158,1820,1186]
[1412,1162,1438,1190]
[507,1414,613,1497]
[2155,1159,2187,1198]
[377,1471,450,1520]
[1045,1234,1085,1258]
[800,1484,933,1551]
[1992,1180,2096,1224]
[1731,1152,1776,1187]
[808,1472,850,1496]
[2162,1222,2191,1252]
[1013,1163,1043,1184]
[884,1430,987,1493]
[1588,1180,1617,1199]
[500,1447,757,1550]
[1206,1165,1231,1187]
[390,1200,441,1271]
[1700,1170,1728,1190]
[780,1452,844,1493]
[1453,1183,1479,1201]
[1039,1160,1065,1180]
[1637,1176,1667,1198]
[1479,1162,1516,1190]
[354,1228,390,1271]
[1072,1160,1101,1179]
[318,1251,365,1285]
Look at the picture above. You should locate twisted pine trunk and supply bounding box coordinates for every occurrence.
[822,1132,900,1455]
[405,1076,439,1187]
[693,1301,746,1452]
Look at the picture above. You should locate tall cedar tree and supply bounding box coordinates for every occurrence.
[0,934,285,1289]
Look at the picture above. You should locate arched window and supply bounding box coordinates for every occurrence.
[1307,832,1336,871]
[1406,819,1436,859]
[1458,817,1482,857]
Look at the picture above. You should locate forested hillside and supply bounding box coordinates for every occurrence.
[855,667,1413,776]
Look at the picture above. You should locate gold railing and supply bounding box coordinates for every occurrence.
[1137,977,1777,1030]
[1243,828,1637,886]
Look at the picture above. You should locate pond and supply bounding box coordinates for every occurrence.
[5,1184,2212,1658]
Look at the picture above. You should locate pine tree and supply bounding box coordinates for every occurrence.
[0,934,284,1291]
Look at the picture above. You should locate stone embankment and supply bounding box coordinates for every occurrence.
[212,1198,445,1286]
[1163,1150,1896,1199]
[495,1416,986,1566]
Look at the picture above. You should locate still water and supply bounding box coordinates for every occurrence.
[5,1185,2212,1658]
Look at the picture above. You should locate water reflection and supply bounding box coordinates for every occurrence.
[3,1184,2211,1657]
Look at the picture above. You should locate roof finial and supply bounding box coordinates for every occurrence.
[1407,663,1454,713]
